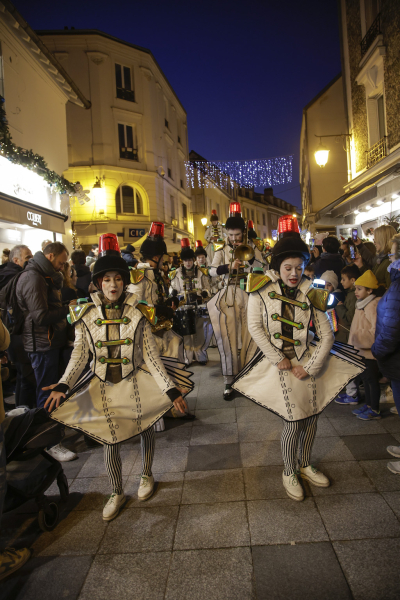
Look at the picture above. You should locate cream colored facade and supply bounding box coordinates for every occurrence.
[39,30,192,253]
[189,152,298,245]
[300,74,349,234]
[0,2,87,254]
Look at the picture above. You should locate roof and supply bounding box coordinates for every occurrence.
[1,0,90,109]
[37,29,186,114]
[303,73,342,113]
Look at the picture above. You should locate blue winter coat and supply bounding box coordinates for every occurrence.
[371,268,400,380]
[121,252,138,267]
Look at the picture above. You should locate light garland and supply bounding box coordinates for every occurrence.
[186,155,293,190]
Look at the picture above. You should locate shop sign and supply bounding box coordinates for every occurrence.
[27,211,42,226]
[128,228,145,238]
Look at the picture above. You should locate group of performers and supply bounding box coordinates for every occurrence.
[44,202,363,519]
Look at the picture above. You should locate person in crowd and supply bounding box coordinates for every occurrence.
[0,245,32,289]
[355,225,396,288]
[314,235,346,283]
[371,234,400,473]
[169,239,211,365]
[354,242,376,274]
[349,271,381,420]
[85,243,99,267]
[231,215,363,501]
[0,316,31,579]
[340,240,353,265]
[41,240,52,252]
[320,270,341,334]
[204,209,227,263]
[0,245,35,408]
[304,263,315,280]
[61,263,85,303]
[309,244,323,264]
[1,249,10,265]
[43,234,189,521]
[160,260,170,294]
[70,250,91,296]
[208,202,264,399]
[16,241,77,462]
[121,244,138,267]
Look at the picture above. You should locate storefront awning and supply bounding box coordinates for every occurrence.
[0,192,68,234]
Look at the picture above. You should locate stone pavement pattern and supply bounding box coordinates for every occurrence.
[1,349,400,599]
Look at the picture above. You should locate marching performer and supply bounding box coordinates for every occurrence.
[208,201,264,399]
[195,240,220,295]
[204,209,226,263]
[43,234,191,521]
[170,239,212,365]
[248,219,272,267]
[232,216,364,500]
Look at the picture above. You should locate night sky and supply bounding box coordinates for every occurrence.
[14,0,342,209]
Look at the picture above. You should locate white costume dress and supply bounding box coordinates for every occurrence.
[208,243,264,384]
[169,266,213,363]
[50,292,193,445]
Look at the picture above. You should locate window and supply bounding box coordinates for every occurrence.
[115,63,135,102]
[115,185,143,214]
[216,203,220,219]
[118,124,138,161]
[365,0,380,31]
[170,196,176,222]
[256,211,260,224]
[377,95,385,139]
[0,43,4,98]
[182,203,188,230]
[167,149,173,179]
[262,213,266,226]
[164,97,169,129]
[251,209,255,222]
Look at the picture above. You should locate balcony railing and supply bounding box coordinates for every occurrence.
[119,147,138,161]
[116,87,135,102]
[367,136,387,168]
[361,13,381,57]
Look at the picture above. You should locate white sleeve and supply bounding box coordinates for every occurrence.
[209,249,224,278]
[58,321,90,390]
[170,273,182,295]
[247,292,285,366]
[127,279,147,302]
[303,308,334,376]
[204,227,212,242]
[201,274,211,296]
[142,321,176,394]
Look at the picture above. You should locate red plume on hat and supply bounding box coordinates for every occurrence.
[180,238,195,260]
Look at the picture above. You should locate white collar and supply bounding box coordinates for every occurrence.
[356,294,376,309]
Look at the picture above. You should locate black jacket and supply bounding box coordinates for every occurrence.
[16,252,69,352]
[314,252,346,282]
[0,261,22,289]
[73,264,92,296]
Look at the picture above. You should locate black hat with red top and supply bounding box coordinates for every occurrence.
[180,238,195,260]
[225,202,245,231]
[247,219,257,240]
[92,234,131,288]
[194,240,207,257]
[140,222,167,259]
[210,209,218,222]
[270,216,310,271]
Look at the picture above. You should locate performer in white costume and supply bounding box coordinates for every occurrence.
[208,201,264,399]
[43,234,192,521]
[232,216,364,500]
[169,239,212,365]
[247,219,272,268]
[204,209,226,263]
[195,241,218,348]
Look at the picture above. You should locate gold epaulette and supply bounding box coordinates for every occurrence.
[213,241,225,252]
[168,269,177,281]
[306,287,330,311]
[252,238,265,252]
[68,303,95,324]
[136,301,157,325]
[199,267,209,276]
[130,268,145,284]
[246,273,271,293]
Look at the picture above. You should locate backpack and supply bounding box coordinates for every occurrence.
[0,271,26,335]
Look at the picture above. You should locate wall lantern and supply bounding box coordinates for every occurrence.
[314,134,352,168]
[92,176,106,213]
[201,217,207,226]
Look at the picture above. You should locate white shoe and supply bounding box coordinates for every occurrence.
[138,475,155,501]
[387,446,400,458]
[390,406,398,414]
[46,443,77,462]
[282,472,304,501]
[387,461,400,475]
[299,465,330,487]
[103,492,126,521]
[154,418,165,432]
[223,386,233,400]
[380,386,394,403]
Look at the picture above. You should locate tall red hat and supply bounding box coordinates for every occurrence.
[229,202,242,218]
[195,240,203,248]
[148,222,165,239]
[195,240,207,257]
[93,233,130,287]
[181,238,190,248]
[277,215,300,239]
[210,209,218,220]
[180,238,195,260]
[140,222,167,258]
[98,233,121,257]
[226,201,245,232]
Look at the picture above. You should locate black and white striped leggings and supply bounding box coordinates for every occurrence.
[104,427,155,494]
[281,415,319,476]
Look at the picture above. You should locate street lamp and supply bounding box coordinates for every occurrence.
[92,176,106,213]
[201,217,207,226]
[314,133,351,168]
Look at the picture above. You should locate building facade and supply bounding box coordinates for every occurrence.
[189,152,299,245]
[309,0,400,239]
[0,1,88,255]
[39,29,192,254]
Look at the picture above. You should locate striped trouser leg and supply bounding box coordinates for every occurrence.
[281,420,301,476]
[104,443,123,494]
[141,427,155,477]
[298,414,319,468]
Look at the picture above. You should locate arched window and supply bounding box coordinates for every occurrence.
[115,185,144,214]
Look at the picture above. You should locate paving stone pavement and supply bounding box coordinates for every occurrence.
[1,349,400,599]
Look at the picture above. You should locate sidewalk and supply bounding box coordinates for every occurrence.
[1,348,400,599]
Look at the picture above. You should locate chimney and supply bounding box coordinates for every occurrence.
[264,188,273,197]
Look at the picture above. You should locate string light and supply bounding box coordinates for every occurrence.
[186,156,293,190]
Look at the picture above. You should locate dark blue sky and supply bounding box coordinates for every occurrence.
[14,0,342,209]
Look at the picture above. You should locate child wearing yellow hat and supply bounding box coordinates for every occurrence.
[348,270,381,420]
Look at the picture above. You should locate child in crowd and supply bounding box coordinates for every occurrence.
[348,270,381,420]
[321,271,340,334]
[304,263,315,280]
[336,264,361,343]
